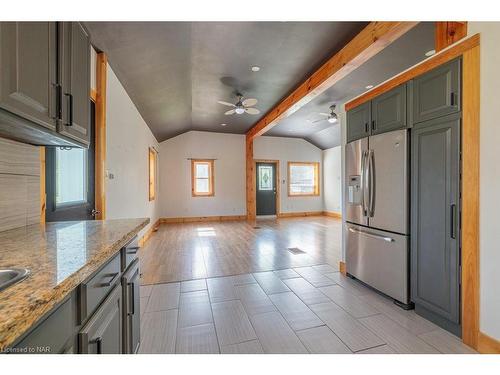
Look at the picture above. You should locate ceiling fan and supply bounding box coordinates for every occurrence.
[218,94,260,116]
[311,104,338,124]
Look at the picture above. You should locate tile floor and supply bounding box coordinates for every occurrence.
[138,265,477,354]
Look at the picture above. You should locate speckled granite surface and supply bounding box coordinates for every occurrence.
[0,218,149,350]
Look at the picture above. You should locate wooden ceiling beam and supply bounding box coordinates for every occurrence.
[245,21,419,141]
[435,22,467,52]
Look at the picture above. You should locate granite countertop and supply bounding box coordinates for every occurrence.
[0,218,149,350]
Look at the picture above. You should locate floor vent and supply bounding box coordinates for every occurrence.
[287,247,306,255]
[253,226,261,229]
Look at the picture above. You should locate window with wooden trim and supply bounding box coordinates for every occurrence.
[149,147,157,201]
[191,159,215,197]
[288,162,320,196]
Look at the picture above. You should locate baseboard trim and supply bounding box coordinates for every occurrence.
[323,211,342,219]
[277,211,324,218]
[138,219,161,247]
[478,331,500,353]
[339,261,346,276]
[160,215,247,224]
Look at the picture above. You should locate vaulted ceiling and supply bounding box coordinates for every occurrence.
[84,22,368,142]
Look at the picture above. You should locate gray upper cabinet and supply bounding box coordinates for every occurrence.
[78,284,123,354]
[412,58,461,124]
[346,101,370,143]
[411,113,461,335]
[0,22,58,131]
[58,22,91,146]
[371,84,406,134]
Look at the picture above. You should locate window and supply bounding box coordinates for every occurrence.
[191,159,214,197]
[149,147,157,201]
[288,162,320,196]
[56,147,88,206]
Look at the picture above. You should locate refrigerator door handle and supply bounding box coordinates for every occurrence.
[360,150,367,216]
[348,226,395,242]
[368,149,375,217]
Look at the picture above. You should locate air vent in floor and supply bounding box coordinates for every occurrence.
[253,226,261,229]
[287,247,306,255]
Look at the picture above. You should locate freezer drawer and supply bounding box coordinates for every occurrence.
[346,223,409,304]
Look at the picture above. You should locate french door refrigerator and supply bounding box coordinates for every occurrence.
[345,128,410,307]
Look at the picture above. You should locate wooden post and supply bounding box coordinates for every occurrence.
[95,52,107,220]
[435,22,467,52]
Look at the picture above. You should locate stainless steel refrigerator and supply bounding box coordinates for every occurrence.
[345,128,410,306]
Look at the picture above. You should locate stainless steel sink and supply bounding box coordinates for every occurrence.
[0,268,30,291]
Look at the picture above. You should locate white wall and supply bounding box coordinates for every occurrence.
[323,146,342,213]
[106,64,160,236]
[467,22,500,341]
[254,136,323,214]
[159,131,246,218]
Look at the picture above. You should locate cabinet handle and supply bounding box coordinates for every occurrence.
[371,120,376,131]
[450,204,457,239]
[90,337,102,354]
[64,93,73,126]
[364,122,368,133]
[49,83,60,120]
[450,92,455,106]
[126,247,140,255]
[99,272,120,287]
[128,282,135,316]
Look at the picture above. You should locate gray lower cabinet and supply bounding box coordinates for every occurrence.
[0,22,58,131]
[58,22,91,146]
[411,58,460,124]
[371,84,406,134]
[411,112,461,336]
[78,284,123,354]
[346,101,370,143]
[122,259,141,354]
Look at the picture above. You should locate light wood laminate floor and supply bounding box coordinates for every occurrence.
[138,267,477,354]
[139,216,342,284]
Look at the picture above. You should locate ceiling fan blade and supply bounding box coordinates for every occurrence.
[218,100,236,107]
[245,107,260,115]
[224,109,236,115]
[242,98,258,107]
[319,113,330,116]
[311,118,325,124]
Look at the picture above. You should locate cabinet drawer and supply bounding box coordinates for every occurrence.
[14,295,75,354]
[121,236,139,271]
[79,253,121,324]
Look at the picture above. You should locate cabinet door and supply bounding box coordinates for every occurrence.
[371,84,406,135]
[58,22,90,146]
[122,259,141,354]
[346,101,370,143]
[412,59,460,124]
[0,22,57,131]
[411,113,461,334]
[78,284,122,354]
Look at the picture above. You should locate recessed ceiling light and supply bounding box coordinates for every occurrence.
[425,49,436,57]
[365,85,374,89]
[251,66,260,72]
[221,123,227,126]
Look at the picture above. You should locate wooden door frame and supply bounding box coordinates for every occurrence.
[94,51,107,220]
[254,159,280,217]
[345,34,480,350]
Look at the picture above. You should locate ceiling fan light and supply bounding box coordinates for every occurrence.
[328,117,337,124]
[235,107,245,114]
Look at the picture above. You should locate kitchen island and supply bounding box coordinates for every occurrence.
[0,218,149,353]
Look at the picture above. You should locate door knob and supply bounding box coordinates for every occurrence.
[91,209,101,217]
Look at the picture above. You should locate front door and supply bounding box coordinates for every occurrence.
[256,162,277,216]
[45,100,95,221]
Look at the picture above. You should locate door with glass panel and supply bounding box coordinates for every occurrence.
[256,162,277,216]
[45,101,95,221]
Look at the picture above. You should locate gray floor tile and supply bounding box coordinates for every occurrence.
[207,277,238,303]
[140,285,153,297]
[221,340,264,354]
[140,296,149,317]
[253,271,290,294]
[273,269,300,280]
[146,282,180,312]
[283,277,330,305]
[236,283,277,316]
[139,309,178,354]
[319,285,379,318]
[296,325,352,354]
[310,302,385,352]
[312,264,339,274]
[324,272,370,296]
[250,311,308,353]
[294,267,335,287]
[231,273,257,285]
[212,300,257,346]
[269,292,324,331]
[180,279,207,293]
[357,345,397,354]
[359,314,440,354]
[178,290,213,328]
[175,323,220,354]
[418,329,477,354]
